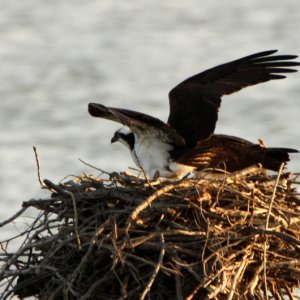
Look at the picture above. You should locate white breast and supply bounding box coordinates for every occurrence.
[131,133,194,179]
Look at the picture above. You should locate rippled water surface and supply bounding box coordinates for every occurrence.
[1,0,300,240]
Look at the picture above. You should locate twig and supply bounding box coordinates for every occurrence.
[140,233,165,300]
[263,163,285,300]
[122,251,177,275]
[249,228,300,246]
[127,181,189,227]
[0,207,28,228]
[175,272,183,300]
[32,146,45,187]
[64,190,82,250]
[266,163,285,230]
[227,254,249,300]
[246,263,264,297]
[78,158,111,175]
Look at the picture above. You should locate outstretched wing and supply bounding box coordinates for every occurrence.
[168,50,300,147]
[88,103,185,145]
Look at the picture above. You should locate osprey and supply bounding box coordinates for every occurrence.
[88,50,299,179]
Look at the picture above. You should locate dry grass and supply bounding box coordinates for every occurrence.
[0,167,300,299]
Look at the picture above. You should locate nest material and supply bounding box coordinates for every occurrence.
[1,169,300,299]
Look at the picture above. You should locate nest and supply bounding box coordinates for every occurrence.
[1,167,300,299]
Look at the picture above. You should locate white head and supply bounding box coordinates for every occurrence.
[111,127,135,150]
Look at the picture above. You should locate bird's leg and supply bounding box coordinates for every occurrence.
[153,170,160,181]
[139,167,156,189]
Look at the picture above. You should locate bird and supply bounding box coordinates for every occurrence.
[88,50,299,180]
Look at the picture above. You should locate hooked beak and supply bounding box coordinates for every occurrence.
[111,135,118,143]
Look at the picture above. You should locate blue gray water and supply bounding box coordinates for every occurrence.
[1,0,300,241]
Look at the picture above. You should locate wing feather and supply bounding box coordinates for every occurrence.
[168,50,300,146]
[88,103,185,145]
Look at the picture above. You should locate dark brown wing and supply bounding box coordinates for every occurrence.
[174,134,298,172]
[168,50,300,147]
[88,103,185,145]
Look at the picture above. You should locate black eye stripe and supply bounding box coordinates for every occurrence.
[123,133,135,150]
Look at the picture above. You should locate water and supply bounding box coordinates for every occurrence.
[0,0,300,243]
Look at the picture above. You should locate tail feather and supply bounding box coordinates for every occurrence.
[263,147,298,170]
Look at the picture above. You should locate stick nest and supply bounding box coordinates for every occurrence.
[1,169,300,299]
